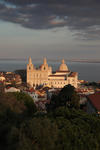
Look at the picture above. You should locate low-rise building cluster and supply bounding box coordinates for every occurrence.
[0,59,100,115]
[0,72,22,85]
[24,88,47,102]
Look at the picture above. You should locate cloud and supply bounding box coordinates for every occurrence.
[4,0,100,5]
[0,0,100,40]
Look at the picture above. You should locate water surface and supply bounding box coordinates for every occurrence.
[0,59,100,82]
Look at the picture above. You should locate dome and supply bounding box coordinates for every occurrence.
[59,59,68,71]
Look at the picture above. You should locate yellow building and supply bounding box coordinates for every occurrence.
[27,57,78,88]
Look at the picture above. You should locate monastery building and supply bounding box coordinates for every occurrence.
[27,57,78,88]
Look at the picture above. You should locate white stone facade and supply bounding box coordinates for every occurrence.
[27,57,78,88]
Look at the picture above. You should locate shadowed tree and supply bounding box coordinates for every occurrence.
[46,84,80,112]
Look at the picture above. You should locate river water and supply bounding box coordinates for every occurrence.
[0,59,100,82]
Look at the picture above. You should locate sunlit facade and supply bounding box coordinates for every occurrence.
[27,57,78,88]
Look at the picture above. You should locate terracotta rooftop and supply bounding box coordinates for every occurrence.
[87,92,100,111]
[29,88,36,92]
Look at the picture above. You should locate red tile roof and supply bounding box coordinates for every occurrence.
[29,88,35,92]
[87,92,100,111]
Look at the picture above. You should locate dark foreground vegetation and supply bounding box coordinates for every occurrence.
[0,86,100,150]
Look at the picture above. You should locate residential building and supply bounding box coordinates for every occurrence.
[87,92,100,114]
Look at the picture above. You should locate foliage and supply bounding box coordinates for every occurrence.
[0,92,37,150]
[13,92,37,116]
[1,91,100,150]
[46,84,80,112]
[1,106,100,150]
[0,92,37,116]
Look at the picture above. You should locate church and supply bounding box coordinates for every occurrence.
[27,57,78,88]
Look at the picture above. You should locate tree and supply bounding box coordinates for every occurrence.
[0,92,37,150]
[13,92,37,116]
[46,84,80,112]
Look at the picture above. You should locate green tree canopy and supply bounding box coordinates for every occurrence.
[46,84,80,112]
[0,92,37,116]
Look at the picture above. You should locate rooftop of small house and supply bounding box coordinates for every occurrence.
[87,92,100,111]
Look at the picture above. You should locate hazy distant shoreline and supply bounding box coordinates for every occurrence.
[0,59,100,82]
[0,58,100,64]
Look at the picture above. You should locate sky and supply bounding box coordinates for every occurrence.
[0,0,100,60]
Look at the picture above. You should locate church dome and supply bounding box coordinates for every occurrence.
[59,59,68,71]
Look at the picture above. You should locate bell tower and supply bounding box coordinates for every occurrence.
[27,57,35,71]
[43,57,47,65]
[29,57,32,65]
[27,57,35,87]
